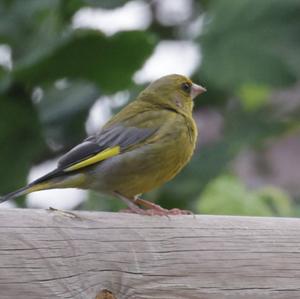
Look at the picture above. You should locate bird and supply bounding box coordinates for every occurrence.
[0,74,206,215]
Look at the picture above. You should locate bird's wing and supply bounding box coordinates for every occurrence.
[32,101,173,185]
[58,124,157,172]
[29,124,157,186]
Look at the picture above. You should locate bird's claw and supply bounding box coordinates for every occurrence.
[117,194,193,216]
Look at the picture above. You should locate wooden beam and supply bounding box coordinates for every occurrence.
[0,209,300,298]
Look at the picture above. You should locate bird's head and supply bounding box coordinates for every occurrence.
[140,74,206,114]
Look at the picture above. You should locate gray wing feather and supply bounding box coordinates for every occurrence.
[58,141,103,169]
[58,125,157,169]
[97,126,156,149]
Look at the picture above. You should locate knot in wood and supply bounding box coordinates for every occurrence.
[96,289,116,299]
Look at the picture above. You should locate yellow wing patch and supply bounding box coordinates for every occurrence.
[27,182,50,194]
[64,146,120,172]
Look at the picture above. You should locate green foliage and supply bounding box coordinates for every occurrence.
[197,175,293,217]
[0,0,299,216]
[200,0,300,91]
[238,84,270,111]
[37,81,99,147]
[14,30,156,92]
[256,186,294,217]
[80,191,124,212]
[0,92,45,204]
[76,0,128,9]
[59,0,129,19]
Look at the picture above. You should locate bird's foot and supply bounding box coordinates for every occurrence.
[115,193,152,215]
[134,198,193,216]
[115,193,193,216]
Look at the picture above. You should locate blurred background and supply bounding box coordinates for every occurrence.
[0,0,300,216]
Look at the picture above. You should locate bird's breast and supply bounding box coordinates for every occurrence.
[161,116,197,177]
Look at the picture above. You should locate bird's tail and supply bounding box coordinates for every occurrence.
[0,169,86,204]
[0,181,51,204]
[0,186,30,203]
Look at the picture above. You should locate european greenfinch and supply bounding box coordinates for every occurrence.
[1,74,206,215]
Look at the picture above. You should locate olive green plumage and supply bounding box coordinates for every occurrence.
[0,74,206,210]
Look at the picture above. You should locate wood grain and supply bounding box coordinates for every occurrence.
[0,209,300,299]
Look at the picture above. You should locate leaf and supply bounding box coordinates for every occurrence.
[238,83,270,111]
[79,191,124,212]
[197,175,293,216]
[69,0,128,9]
[200,0,300,90]
[36,81,99,148]
[0,91,45,205]
[59,0,130,23]
[13,30,156,92]
[0,0,63,56]
[257,186,294,217]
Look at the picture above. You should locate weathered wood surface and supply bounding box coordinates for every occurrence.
[1,209,300,299]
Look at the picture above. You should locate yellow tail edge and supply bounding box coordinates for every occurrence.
[0,182,51,204]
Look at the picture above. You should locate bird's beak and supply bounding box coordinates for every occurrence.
[191,83,206,99]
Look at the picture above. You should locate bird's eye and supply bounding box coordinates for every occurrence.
[181,82,191,94]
